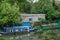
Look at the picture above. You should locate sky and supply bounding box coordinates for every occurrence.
[27,0,39,3]
[33,0,38,3]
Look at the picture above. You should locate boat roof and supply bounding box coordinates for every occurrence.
[4,26,30,29]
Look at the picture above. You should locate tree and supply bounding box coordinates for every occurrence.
[45,5,58,21]
[32,0,59,21]
[0,1,20,27]
[18,0,31,13]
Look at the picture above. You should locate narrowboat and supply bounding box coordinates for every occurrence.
[0,26,34,34]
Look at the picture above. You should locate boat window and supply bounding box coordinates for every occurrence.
[29,27,32,29]
[15,29,18,32]
[25,28,28,30]
[11,30,13,32]
[22,27,28,30]
[10,29,13,32]
[38,18,41,20]
[29,18,32,21]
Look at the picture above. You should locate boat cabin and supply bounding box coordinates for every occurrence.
[3,26,34,33]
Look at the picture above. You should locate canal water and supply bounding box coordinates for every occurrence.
[0,29,60,40]
[0,32,45,40]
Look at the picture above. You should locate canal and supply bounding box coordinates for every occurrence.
[0,29,60,40]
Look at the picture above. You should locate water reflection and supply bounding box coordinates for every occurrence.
[0,32,44,40]
[0,30,60,40]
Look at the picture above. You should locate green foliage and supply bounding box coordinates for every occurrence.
[30,0,50,13]
[41,30,60,40]
[22,3,31,13]
[19,1,31,13]
[39,19,46,24]
[0,0,60,27]
[33,0,59,21]
[0,1,20,27]
[31,22,34,27]
[45,5,58,21]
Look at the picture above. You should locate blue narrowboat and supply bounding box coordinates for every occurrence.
[0,22,34,34]
[0,26,34,34]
